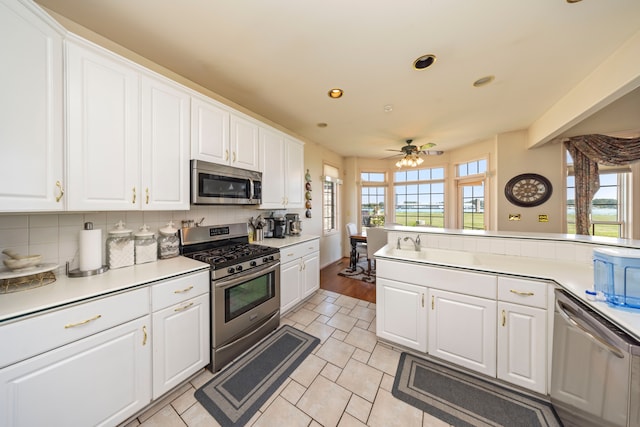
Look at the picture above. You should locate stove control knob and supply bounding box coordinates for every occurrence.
[227,267,235,274]
[250,261,257,267]
[263,257,269,263]
[236,265,243,272]
[269,255,275,261]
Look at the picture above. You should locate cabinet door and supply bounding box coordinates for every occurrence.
[230,113,259,171]
[284,137,304,208]
[66,37,140,210]
[497,302,546,394]
[428,289,496,376]
[0,0,64,212]
[0,316,151,427]
[141,73,190,210]
[259,127,286,208]
[301,252,320,299]
[152,293,209,399]
[280,260,301,313]
[191,95,230,165]
[376,278,427,352]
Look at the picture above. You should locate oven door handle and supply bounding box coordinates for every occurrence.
[214,261,280,290]
[556,299,625,359]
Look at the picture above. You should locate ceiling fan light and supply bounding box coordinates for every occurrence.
[417,157,424,165]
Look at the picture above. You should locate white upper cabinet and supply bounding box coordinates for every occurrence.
[191,94,230,165]
[66,36,141,211]
[141,72,190,210]
[259,127,286,208]
[66,35,191,211]
[0,0,64,212]
[259,127,304,209]
[191,98,260,172]
[230,113,260,171]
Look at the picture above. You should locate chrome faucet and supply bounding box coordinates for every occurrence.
[403,235,421,251]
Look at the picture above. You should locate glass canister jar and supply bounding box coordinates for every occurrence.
[106,221,134,269]
[134,224,157,264]
[158,221,180,260]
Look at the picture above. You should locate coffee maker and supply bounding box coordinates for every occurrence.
[272,216,286,238]
[285,213,302,236]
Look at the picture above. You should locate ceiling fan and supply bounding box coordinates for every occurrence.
[385,139,443,167]
[385,139,443,157]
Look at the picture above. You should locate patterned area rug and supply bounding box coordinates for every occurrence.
[338,258,375,283]
[393,353,562,427]
[195,325,319,427]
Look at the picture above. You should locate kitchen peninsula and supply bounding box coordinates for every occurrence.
[376,225,640,398]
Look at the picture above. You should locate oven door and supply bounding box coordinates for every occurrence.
[213,260,280,347]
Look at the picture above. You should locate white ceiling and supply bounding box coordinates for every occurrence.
[36,0,640,159]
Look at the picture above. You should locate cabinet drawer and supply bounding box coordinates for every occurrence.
[0,287,149,368]
[498,277,547,308]
[280,239,319,262]
[151,271,209,311]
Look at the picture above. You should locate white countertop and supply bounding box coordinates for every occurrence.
[376,245,640,341]
[257,234,319,249]
[0,257,209,323]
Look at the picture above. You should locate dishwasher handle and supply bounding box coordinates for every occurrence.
[556,298,625,359]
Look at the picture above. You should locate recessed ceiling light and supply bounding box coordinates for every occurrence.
[383,104,393,113]
[473,75,495,87]
[317,122,328,128]
[413,54,437,70]
[328,88,343,99]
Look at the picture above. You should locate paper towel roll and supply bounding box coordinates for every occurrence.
[79,228,102,271]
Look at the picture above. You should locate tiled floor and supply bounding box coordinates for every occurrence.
[121,289,450,427]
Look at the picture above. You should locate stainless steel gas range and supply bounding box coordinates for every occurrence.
[180,223,280,372]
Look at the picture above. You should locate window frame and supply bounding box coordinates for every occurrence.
[322,164,341,237]
[454,158,488,230]
[359,170,388,230]
[392,166,446,227]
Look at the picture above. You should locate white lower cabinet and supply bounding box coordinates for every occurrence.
[428,289,497,376]
[376,278,427,352]
[279,239,320,313]
[497,276,548,394]
[0,269,211,427]
[301,252,320,300]
[497,302,546,394]
[0,316,151,427]
[280,258,302,313]
[151,271,210,399]
[376,258,550,394]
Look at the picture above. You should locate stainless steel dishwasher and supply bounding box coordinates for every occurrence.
[551,289,640,427]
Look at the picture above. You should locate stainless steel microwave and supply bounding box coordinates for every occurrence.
[191,160,262,205]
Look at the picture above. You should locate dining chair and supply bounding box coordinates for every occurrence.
[365,227,388,275]
[345,222,367,262]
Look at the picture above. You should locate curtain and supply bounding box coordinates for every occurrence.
[564,134,640,235]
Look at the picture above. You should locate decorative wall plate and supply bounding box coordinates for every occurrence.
[504,173,552,207]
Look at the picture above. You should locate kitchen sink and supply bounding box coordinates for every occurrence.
[382,247,480,266]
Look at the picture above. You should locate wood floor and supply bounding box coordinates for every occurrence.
[320,257,376,303]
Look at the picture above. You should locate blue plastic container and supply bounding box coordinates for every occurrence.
[593,247,640,308]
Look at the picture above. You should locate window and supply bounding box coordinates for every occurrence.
[456,159,487,230]
[360,172,386,227]
[566,152,630,238]
[394,167,445,227]
[322,164,341,235]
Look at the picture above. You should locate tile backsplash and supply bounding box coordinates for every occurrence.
[0,205,279,272]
